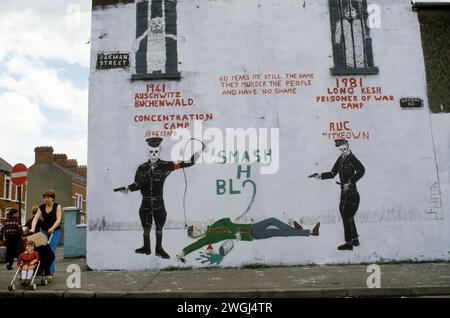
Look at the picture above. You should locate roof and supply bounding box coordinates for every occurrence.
[51,162,87,184]
[0,157,12,174]
[93,0,134,8]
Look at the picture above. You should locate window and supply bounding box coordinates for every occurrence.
[79,212,86,225]
[75,193,83,211]
[14,186,23,202]
[3,176,11,200]
[329,0,379,75]
[132,0,181,80]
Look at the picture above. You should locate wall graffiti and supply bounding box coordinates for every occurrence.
[132,82,212,137]
[219,72,314,96]
[425,182,443,220]
[216,165,257,220]
[322,121,370,141]
[134,83,195,108]
[315,77,394,109]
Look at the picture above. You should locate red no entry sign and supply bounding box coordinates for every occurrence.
[11,163,28,186]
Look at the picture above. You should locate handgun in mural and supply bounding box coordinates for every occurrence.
[176,217,320,265]
[328,0,379,75]
[132,0,180,80]
[114,137,204,259]
[309,139,365,251]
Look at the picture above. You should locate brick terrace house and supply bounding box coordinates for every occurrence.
[26,147,87,228]
[0,157,27,223]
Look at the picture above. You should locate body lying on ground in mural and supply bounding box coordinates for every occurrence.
[115,137,204,259]
[176,217,320,264]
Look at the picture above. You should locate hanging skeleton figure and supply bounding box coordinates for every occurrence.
[132,0,179,77]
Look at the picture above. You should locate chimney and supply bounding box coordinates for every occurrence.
[77,165,87,178]
[34,146,54,164]
[53,154,68,167]
[66,159,78,173]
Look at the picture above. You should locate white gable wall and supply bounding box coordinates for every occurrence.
[87,0,450,269]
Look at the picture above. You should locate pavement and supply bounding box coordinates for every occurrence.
[1,250,450,298]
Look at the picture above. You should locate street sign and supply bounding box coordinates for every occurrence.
[11,163,28,186]
[400,97,424,109]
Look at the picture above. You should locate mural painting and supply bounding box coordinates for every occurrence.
[87,0,449,270]
[114,137,204,258]
[309,139,365,250]
[177,218,320,265]
[328,0,379,75]
[132,0,180,79]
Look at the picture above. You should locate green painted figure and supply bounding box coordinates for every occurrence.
[176,217,320,265]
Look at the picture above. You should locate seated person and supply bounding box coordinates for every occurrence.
[23,232,55,279]
[17,241,39,286]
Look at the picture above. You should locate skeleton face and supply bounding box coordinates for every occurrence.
[344,4,357,20]
[149,146,161,163]
[338,144,350,156]
[150,17,164,33]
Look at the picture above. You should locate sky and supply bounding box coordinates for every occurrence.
[0,0,91,168]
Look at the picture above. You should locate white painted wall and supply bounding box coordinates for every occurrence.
[87,0,450,269]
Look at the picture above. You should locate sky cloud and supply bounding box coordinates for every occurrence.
[0,0,91,67]
[0,0,91,167]
[1,57,88,123]
[0,92,47,165]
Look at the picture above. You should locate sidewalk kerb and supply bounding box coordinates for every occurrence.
[22,291,65,298]
[64,290,96,298]
[410,286,450,296]
[95,291,128,298]
[322,288,348,298]
[0,290,25,298]
[1,286,449,298]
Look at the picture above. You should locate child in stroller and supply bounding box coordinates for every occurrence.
[8,232,55,291]
[17,240,39,287]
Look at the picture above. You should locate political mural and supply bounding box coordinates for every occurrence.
[87,0,450,269]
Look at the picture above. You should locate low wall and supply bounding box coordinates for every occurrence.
[63,207,86,258]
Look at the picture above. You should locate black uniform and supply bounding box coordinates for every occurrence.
[128,156,195,258]
[321,151,365,243]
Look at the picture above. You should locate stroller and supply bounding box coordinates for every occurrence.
[8,232,55,291]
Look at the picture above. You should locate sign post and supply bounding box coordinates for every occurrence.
[11,163,28,224]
